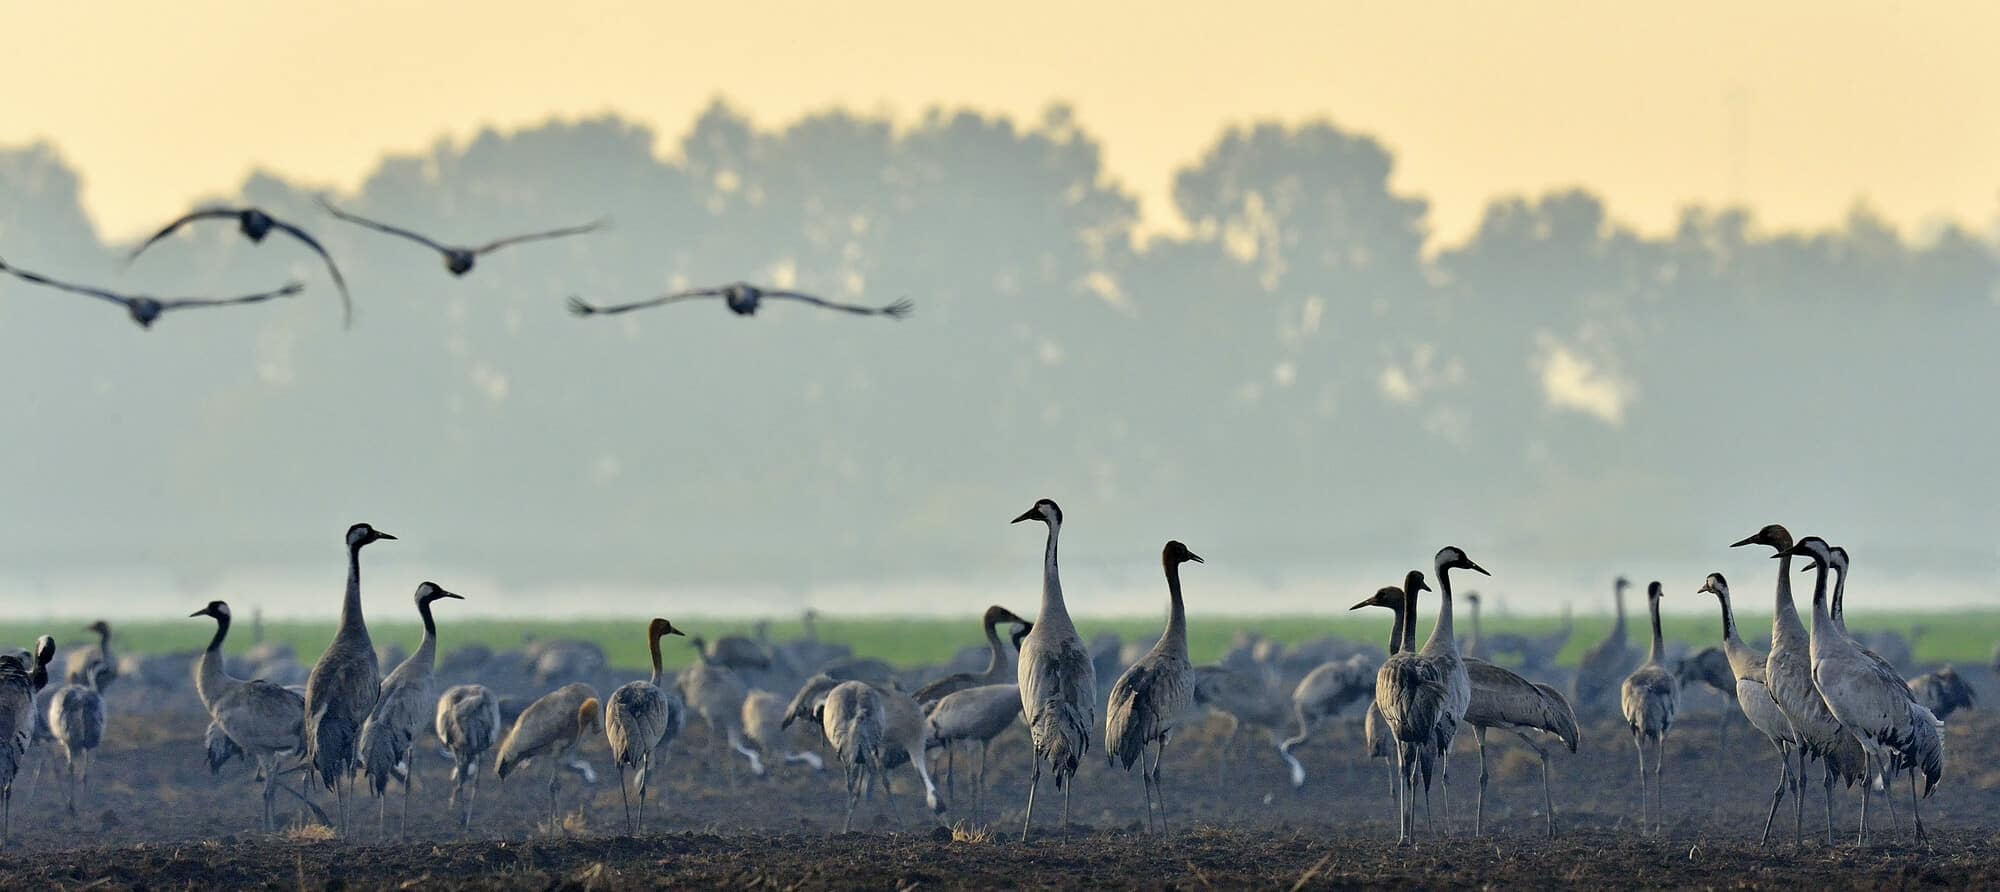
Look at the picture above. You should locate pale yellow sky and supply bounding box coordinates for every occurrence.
[7,1,1996,245]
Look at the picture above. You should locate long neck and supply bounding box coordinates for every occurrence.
[980,616,1006,677]
[196,614,231,706]
[1036,521,1072,629]
[1423,567,1456,652]
[648,630,665,687]
[1831,564,1848,631]
[1645,593,1664,665]
[1807,560,1835,639]
[412,598,440,666]
[1716,590,1739,643]
[1402,587,1421,653]
[97,627,112,652]
[1385,601,1407,656]
[1161,558,1188,654]
[1612,585,1627,634]
[340,543,367,634]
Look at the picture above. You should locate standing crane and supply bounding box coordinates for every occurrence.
[65,622,116,694]
[606,618,690,832]
[1421,547,1489,832]
[1373,575,1444,846]
[1104,540,1203,834]
[304,522,395,834]
[358,582,463,838]
[191,601,311,832]
[923,683,1021,820]
[1011,498,1096,841]
[1573,578,1634,716]
[0,639,54,843]
[46,657,106,820]
[782,675,945,831]
[1618,581,1679,835]
[434,684,501,831]
[1696,573,1801,845]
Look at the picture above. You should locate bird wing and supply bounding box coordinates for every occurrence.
[0,259,132,308]
[319,200,452,253]
[567,288,722,317]
[127,208,244,263]
[157,282,305,312]
[472,220,605,255]
[267,219,353,328]
[762,290,915,318]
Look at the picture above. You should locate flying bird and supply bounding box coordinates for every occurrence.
[0,257,302,329]
[319,199,602,276]
[127,207,352,327]
[568,282,913,319]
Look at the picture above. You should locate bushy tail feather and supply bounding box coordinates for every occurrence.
[357,720,409,796]
[1033,698,1090,785]
[310,710,358,792]
[1105,689,1148,771]
[204,721,243,776]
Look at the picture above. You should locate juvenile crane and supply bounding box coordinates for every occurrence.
[304,521,395,834]
[191,601,310,831]
[65,622,116,694]
[1618,581,1679,835]
[677,637,764,780]
[1697,573,1803,845]
[605,618,690,831]
[358,582,463,838]
[1104,540,1203,833]
[434,684,501,830]
[1012,498,1096,840]
[45,658,106,820]
[495,683,602,826]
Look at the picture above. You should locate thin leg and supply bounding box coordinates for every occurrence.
[1793,749,1805,843]
[260,757,278,832]
[1759,743,1791,846]
[548,760,562,827]
[1654,733,1668,835]
[843,765,860,833]
[1856,752,1870,846]
[1020,763,1041,842]
[1153,737,1171,835]
[1438,750,1452,835]
[1060,775,1072,834]
[1392,745,1409,846]
[1908,769,1926,845]
[402,748,415,839]
[617,763,631,832]
[1822,762,1836,845]
[945,744,955,806]
[976,741,990,823]
[1138,751,1156,833]
[1474,728,1488,838]
[637,752,652,832]
[1631,731,1646,833]
[1882,760,1899,828]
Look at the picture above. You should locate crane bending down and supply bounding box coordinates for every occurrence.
[1012,498,1097,841]
[495,683,602,826]
[1103,541,1203,834]
[434,684,501,831]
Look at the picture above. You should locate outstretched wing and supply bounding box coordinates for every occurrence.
[127,208,244,264]
[158,282,305,312]
[0,258,131,307]
[764,290,914,318]
[269,219,353,328]
[473,220,605,255]
[567,289,722,317]
[319,200,451,253]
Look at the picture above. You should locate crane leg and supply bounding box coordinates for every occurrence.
[1153,737,1171,836]
[1759,743,1790,846]
[878,762,901,828]
[843,763,861,833]
[1020,763,1041,842]
[1391,744,1411,847]
[1630,730,1646,833]
[617,763,632,832]
[637,752,652,833]
[976,741,990,824]
[1882,761,1899,828]
[1856,752,1871,847]
[378,784,387,840]
[1792,749,1805,843]
[402,749,415,840]
[260,757,277,833]
[1908,768,1926,846]
[548,761,562,829]
[1474,728,1488,838]
[1822,761,1836,845]
[1654,733,1668,835]
[944,744,955,806]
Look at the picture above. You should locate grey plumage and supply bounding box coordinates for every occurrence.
[1908,666,1975,720]
[495,683,602,825]
[46,660,106,819]
[1699,572,1804,845]
[358,582,462,837]
[1619,581,1680,835]
[678,638,765,778]
[304,522,394,834]
[914,605,1032,706]
[1573,578,1635,715]
[1104,541,1202,833]
[192,600,308,832]
[1278,653,1375,787]
[605,618,689,831]
[923,683,1020,820]
[1420,547,1489,834]
[434,684,501,830]
[1011,498,1096,841]
[786,674,943,831]
[0,639,55,843]
[65,622,116,695]
[1463,657,1578,837]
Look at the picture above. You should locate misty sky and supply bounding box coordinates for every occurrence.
[5,3,1997,244]
[1,8,1996,621]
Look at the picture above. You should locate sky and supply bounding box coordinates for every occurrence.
[6,1,1996,246]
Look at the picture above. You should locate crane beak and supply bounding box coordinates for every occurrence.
[1464,560,1490,577]
[374,531,399,541]
[1010,508,1038,524]
[440,590,465,600]
[669,627,687,637]
[1730,534,1760,548]
[188,609,207,618]
[1185,552,1205,564]
[1348,598,1373,611]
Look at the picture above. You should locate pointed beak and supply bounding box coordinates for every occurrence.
[1465,561,1490,577]
[188,609,206,618]
[1730,534,1758,548]
[1010,509,1038,524]
[1186,552,1205,564]
[375,531,398,541]
[1348,598,1373,611]
[669,627,687,637]
[441,590,465,600]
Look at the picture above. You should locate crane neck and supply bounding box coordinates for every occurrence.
[980,614,1007,678]
[1385,598,1407,656]
[1401,585,1421,654]
[1612,583,1627,634]
[1423,566,1456,654]
[647,628,666,687]
[1645,592,1665,665]
[1807,558,1836,641]
[1161,556,1188,654]
[1035,520,1074,632]
[411,598,441,668]
[1831,563,1848,632]
[340,543,367,636]
[1715,589,1739,644]
[196,613,231,708]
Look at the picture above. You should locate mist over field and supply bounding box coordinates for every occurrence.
[2,103,1996,618]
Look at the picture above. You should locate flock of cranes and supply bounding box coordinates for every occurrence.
[0,199,915,329]
[0,514,1969,851]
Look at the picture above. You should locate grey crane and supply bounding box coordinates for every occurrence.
[1480,602,1574,673]
[1618,581,1679,835]
[1573,578,1635,715]
[605,618,690,832]
[1011,498,1096,841]
[1674,645,1739,760]
[46,656,106,820]
[1104,541,1203,834]
[914,605,1034,706]
[0,639,54,843]
[1372,575,1445,846]
[434,684,500,831]
[1908,667,1975,720]
[1696,573,1806,845]
[358,582,463,838]
[678,637,765,781]
[1793,539,1944,845]
[569,282,913,320]
[0,255,305,329]
[319,198,603,277]
[191,601,312,831]
[128,205,353,326]
[1276,652,1374,788]
[64,622,116,695]
[1189,663,1295,786]
[743,689,825,774]
[495,683,602,826]
[1462,658,1578,838]
[782,675,944,831]
[1421,546,1488,833]
[1351,580,1425,809]
[1731,524,1865,844]
[923,683,1020,820]
[304,522,395,834]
